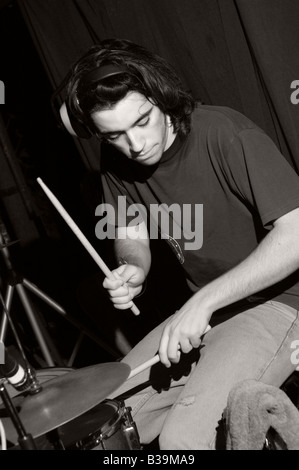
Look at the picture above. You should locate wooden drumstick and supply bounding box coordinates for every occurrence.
[128,325,212,379]
[128,354,160,379]
[37,177,140,316]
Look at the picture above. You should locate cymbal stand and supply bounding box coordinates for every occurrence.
[0,218,120,367]
[0,220,57,366]
[0,379,37,450]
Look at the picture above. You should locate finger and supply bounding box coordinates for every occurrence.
[189,336,202,349]
[113,269,126,281]
[159,332,171,368]
[111,293,133,305]
[165,327,182,363]
[179,338,193,354]
[167,336,182,364]
[103,277,123,290]
[173,349,181,364]
[183,324,211,350]
[114,265,139,285]
[108,284,130,298]
[112,301,134,311]
[108,285,134,309]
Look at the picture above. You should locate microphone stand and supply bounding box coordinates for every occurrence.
[0,379,37,450]
[0,259,42,448]
[0,288,43,394]
[0,219,57,367]
[0,214,120,366]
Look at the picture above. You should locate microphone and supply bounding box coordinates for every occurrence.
[0,349,42,394]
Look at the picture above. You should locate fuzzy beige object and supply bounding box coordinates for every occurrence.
[225,379,299,450]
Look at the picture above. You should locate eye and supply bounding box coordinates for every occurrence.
[105,133,121,142]
[138,116,150,127]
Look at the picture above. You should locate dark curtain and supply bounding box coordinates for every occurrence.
[18,0,299,172]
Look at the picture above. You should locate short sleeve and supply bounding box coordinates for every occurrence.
[222,128,299,228]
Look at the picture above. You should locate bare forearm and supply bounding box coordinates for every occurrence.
[159,209,299,366]
[114,237,151,276]
[102,224,151,309]
[197,216,299,314]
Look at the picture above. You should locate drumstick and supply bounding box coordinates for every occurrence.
[128,355,160,379]
[37,177,140,316]
[128,325,212,379]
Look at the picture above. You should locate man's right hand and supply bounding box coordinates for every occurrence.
[103,263,146,310]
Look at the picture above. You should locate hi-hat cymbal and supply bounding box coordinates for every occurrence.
[0,362,130,445]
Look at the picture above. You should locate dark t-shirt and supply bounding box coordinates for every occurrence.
[100,104,299,309]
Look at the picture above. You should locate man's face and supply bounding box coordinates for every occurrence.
[91,92,176,165]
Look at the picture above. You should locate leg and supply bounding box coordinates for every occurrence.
[109,315,194,444]
[111,301,299,449]
[159,301,299,449]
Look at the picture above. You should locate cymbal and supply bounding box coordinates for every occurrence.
[0,362,130,445]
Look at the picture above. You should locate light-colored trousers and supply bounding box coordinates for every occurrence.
[109,300,299,450]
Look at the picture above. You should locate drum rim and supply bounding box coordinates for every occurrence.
[61,399,125,450]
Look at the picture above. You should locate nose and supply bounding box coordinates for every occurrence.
[127,129,145,154]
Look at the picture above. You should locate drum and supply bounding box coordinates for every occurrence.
[55,399,141,450]
[4,368,141,450]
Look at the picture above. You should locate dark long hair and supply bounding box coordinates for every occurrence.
[66,38,195,138]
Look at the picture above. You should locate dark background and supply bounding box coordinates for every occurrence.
[0,0,298,370]
[0,1,191,368]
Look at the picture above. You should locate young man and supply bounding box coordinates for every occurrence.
[65,38,299,449]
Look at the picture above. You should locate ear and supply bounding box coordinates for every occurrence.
[59,102,93,139]
[166,115,172,127]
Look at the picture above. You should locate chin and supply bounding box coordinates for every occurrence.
[138,152,163,166]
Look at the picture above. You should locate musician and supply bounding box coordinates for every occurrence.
[65,38,299,449]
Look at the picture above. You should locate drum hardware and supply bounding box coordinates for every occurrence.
[263,428,288,450]
[53,399,141,450]
[0,214,120,368]
[0,379,37,450]
[0,260,45,403]
[0,218,60,366]
[1,331,215,450]
[121,405,142,450]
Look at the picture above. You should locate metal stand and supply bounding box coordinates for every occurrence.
[0,219,120,368]
[0,379,37,450]
[0,223,58,366]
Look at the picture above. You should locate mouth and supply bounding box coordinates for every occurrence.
[136,145,156,160]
